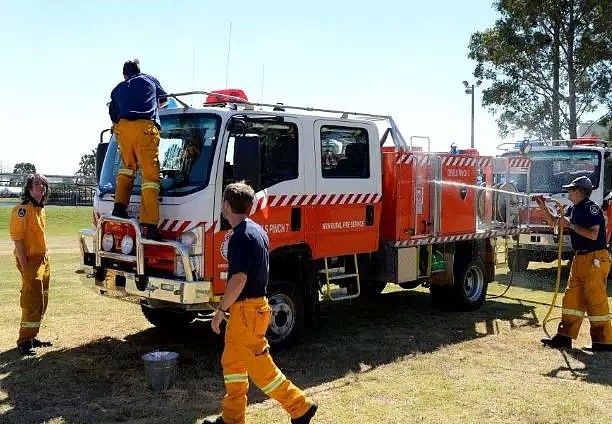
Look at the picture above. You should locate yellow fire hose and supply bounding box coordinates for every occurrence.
[489,197,565,337]
[541,197,565,338]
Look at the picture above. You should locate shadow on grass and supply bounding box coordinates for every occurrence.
[495,263,572,293]
[543,348,612,387]
[0,290,537,423]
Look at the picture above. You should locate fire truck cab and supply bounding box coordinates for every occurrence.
[499,137,612,271]
[78,90,532,346]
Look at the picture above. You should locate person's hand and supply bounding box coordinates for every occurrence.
[558,216,570,229]
[532,195,546,210]
[211,309,225,334]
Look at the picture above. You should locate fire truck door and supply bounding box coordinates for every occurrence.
[310,120,381,257]
[211,117,306,293]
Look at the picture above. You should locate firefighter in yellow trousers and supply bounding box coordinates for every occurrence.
[536,176,612,352]
[204,182,318,424]
[109,59,167,240]
[9,174,53,356]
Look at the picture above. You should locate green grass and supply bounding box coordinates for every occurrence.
[0,205,93,238]
[0,208,611,424]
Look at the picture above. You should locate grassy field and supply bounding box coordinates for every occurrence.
[1,206,611,424]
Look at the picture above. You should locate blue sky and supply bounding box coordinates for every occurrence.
[2,0,515,175]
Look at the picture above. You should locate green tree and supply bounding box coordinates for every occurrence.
[468,0,612,140]
[13,162,36,175]
[75,150,96,177]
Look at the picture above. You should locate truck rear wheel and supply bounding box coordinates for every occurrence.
[452,258,488,310]
[266,281,304,348]
[141,305,196,330]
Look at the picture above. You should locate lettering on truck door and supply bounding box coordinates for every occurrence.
[310,121,381,258]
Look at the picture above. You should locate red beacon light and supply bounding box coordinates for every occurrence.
[573,136,603,146]
[204,89,248,105]
[461,148,479,156]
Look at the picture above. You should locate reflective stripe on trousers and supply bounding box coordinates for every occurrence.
[113,119,160,226]
[557,249,612,344]
[220,297,312,424]
[16,254,50,346]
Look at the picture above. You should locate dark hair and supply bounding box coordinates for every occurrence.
[223,181,255,214]
[21,173,49,205]
[123,59,141,78]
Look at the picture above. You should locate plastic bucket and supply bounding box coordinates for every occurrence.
[142,351,179,390]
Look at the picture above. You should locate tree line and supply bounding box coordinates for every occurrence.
[469,0,612,141]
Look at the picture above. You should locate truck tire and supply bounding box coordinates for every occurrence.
[141,305,196,330]
[451,258,488,310]
[266,281,304,348]
[507,250,529,272]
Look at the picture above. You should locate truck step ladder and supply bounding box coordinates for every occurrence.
[320,254,360,301]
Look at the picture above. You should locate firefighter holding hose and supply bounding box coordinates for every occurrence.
[535,176,612,352]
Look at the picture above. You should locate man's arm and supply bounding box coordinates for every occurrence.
[211,273,247,334]
[569,223,599,240]
[534,196,561,227]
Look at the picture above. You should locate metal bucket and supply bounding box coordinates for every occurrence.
[142,351,179,390]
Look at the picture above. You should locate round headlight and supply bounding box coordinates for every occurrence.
[120,235,134,255]
[178,230,198,246]
[101,233,114,251]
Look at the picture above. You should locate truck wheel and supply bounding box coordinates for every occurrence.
[451,258,488,311]
[507,250,529,272]
[141,305,196,330]
[267,281,304,347]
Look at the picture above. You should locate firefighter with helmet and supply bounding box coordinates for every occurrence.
[535,175,612,351]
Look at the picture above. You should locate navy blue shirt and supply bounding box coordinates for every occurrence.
[565,198,606,251]
[227,218,269,300]
[109,73,167,127]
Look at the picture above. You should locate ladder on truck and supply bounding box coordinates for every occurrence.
[320,255,361,301]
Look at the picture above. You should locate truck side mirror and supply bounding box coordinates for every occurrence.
[227,117,246,134]
[233,135,261,190]
[96,129,112,183]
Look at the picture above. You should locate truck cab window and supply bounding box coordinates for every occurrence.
[321,125,370,178]
[225,120,299,191]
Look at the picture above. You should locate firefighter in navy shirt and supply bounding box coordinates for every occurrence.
[108,59,167,240]
[535,176,612,351]
[205,181,318,424]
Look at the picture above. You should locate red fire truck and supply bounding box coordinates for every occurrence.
[78,90,532,346]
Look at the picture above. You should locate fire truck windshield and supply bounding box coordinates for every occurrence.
[98,113,221,196]
[528,149,600,194]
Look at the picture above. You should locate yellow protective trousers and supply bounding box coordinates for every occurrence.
[16,254,50,347]
[113,119,161,226]
[557,249,612,345]
[221,297,312,424]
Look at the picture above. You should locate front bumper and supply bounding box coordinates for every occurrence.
[78,264,212,305]
[78,216,213,307]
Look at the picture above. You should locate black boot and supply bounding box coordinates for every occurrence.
[541,334,572,349]
[202,417,226,424]
[112,203,129,218]
[32,338,53,348]
[18,341,36,356]
[141,224,162,241]
[292,404,318,424]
